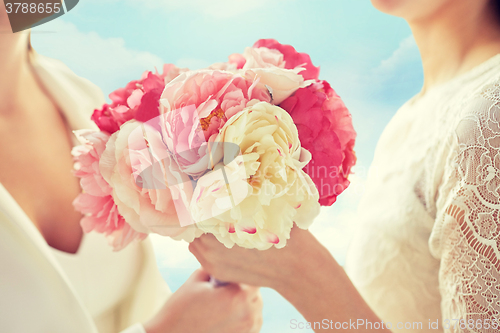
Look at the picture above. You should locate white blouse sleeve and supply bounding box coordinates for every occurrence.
[430,82,500,332]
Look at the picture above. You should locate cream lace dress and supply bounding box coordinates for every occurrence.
[345,54,500,333]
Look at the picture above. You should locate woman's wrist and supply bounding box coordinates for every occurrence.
[271,229,334,297]
[270,230,390,331]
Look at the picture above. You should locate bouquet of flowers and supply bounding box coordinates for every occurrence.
[72,39,356,251]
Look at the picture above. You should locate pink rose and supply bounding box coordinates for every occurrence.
[72,130,147,250]
[253,39,320,80]
[280,80,356,205]
[99,120,202,238]
[91,64,188,134]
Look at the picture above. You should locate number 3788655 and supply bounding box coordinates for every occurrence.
[5,2,61,14]
[443,319,499,330]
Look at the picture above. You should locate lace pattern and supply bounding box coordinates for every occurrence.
[431,81,500,332]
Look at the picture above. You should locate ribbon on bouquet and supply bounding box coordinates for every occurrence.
[209,276,230,287]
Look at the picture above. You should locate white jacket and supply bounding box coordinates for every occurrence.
[0,50,170,333]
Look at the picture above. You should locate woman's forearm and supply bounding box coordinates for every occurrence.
[273,239,392,332]
[190,229,392,331]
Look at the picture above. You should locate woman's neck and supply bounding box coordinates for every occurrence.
[409,2,500,94]
[0,31,38,116]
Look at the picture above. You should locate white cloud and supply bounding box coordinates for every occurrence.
[370,35,423,98]
[372,35,420,77]
[321,35,422,110]
[335,35,423,109]
[31,19,165,98]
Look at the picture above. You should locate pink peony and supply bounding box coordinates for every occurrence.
[240,47,284,70]
[91,64,188,134]
[160,71,270,178]
[253,39,320,80]
[72,130,147,250]
[228,53,246,69]
[210,47,284,72]
[72,130,112,197]
[241,66,310,105]
[160,70,271,141]
[73,194,147,251]
[90,104,120,134]
[161,105,224,178]
[160,69,311,177]
[279,80,356,206]
[99,120,203,238]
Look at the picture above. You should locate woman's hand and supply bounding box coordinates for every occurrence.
[189,227,391,332]
[188,226,325,290]
[143,268,263,333]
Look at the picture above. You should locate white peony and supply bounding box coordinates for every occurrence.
[190,102,320,250]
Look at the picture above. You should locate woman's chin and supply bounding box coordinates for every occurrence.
[370,0,424,19]
[371,0,403,14]
[371,0,454,21]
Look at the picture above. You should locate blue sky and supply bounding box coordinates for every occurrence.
[32,1,423,331]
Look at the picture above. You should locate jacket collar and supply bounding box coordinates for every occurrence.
[0,50,106,332]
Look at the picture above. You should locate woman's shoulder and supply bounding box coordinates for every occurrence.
[447,68,500,146]
[29,50,105,129]
[429,71,500,191]
[454,64,500,113]
[30,51,105,104]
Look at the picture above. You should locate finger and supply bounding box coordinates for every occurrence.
[190,239,224,266]
[189,246,215,275]
[215,281,242,295]
[188,240,200,254]
[188,242,204,262]
[252,315,264,333]
[240,284,260,293]
[199,233,220,246]
[253,291,264,310]
[240,284,262,303]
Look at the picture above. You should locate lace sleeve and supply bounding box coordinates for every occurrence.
[431,84,500,332]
